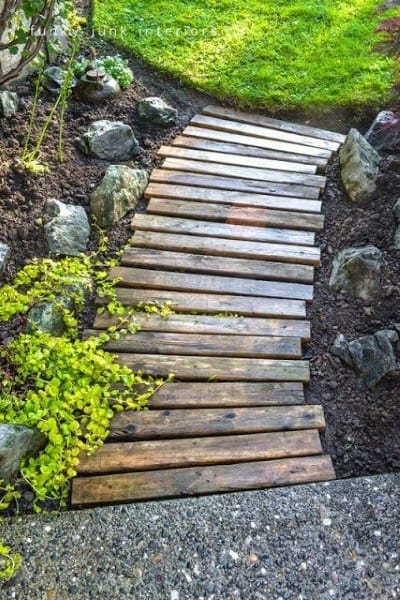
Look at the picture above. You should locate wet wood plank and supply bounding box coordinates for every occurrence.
[131,213,316,246]
[84,330,302,359]
[147,198,325,232]
[172,135,327,168]
[108,266,314,301]
[96,288,307,318]
[202,105,346,144]
[116,354,310,381]
[92,312,311,341]
[191,114,340,152]
[77,430,323,474]
[145,183,322,213]
[150,170,321,200]
[121,247,314,284]
[131,231,321,266]
[157,145,318,174]
[109,405,325,440]
[71,455,335,505]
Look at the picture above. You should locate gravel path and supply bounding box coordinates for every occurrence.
[1,473,399,599]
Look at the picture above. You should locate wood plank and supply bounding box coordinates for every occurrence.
[157,145,318,174]
[202,105,346,144]
[109,406,325,441]
[121,247,314,284]
[160,158,326,189]
[92,312,311,341]
[131,213,316,247]
[184,126,332,160]
[77,430,323,474]
[148,381,306,408]
[71,455,335,505]
[97,288,307,318]
[147,198,325,232]
[150,170,321,200]
[131,231,321,266]
[108,266,314,301]
[116,354,310,381]
[191,114,340,152]
[172,135,327,168]
[84,330,302,359]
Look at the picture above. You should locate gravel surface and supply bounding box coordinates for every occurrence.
[1,473,399,599]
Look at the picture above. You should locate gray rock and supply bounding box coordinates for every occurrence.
[329,245,383,303]
[90,165,148,228]
[27,299,72,336]
[137,97,178,128]
[375,328,399,345]
[393,199,400,222]
[78,120,139,161]
[331,333,353,367]
[394,225,400,250]
[0,424,46,482]
[339,129,381,202]
[0,241,10,275]
[347,332,397,388]
[43,66,76,95]
[365,110,400,153]
[44,199,90,256]
[0,90,19,117]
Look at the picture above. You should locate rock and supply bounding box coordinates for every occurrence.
[44,199,90,256]
[347,332,397,388]
[27,299,72,336]
[0,424,46,482]
[0,242,10,275]
[339,129,381,202]
[137,97,178,128]
[375,329,399,345]
[90,165,148,228]
[365,110,400,154]
[394,225,400,250]
[0,90,19,117]
[329,246,383,303]
[77,120,139,161]
[331,334,353,367]
[43,66,76,94]
[392,199,400,222]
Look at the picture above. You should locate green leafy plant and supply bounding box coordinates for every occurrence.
[73,54,134,88]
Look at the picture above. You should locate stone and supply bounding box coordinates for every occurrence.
[392,199,400,222]
[365,110,400,154]
[44,198,90,256]
[137,97,178,128]
[339,129,381,202]
[0,90,19,117]
[43,66,76,94]
[77,120,139,161]
[331,334,353,367]
[0,241,10,275]
[27,299,72,336]
[329,246,383,303]
[0,424,46,482]
[394,225,400,250]
[90,165,148,228]
[347,332,397,388]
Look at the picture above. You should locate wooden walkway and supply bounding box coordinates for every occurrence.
[71,105,345,507]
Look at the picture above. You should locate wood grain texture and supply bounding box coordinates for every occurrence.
[202,105,346,144]
[108,266,314,301]
[150,169,321,200]
[116,354,311,381]
[131,231,321,266]
[183,125,332,161]
[84,330,302,359]
[160,157,326,189]
[109,406,325,440]
[131,213,316,246]
[121,247,314,284]
[71,455,335,505]
[191,114,339,152]
[97,288,307,318]
[172,135,327,167]
[148,381,306,407]
[147,198,325,232]
[157,145,318,174]
[77,430,323,474]
[145,183,322,213]
[92,312,311,341]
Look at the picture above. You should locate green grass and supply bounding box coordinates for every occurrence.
[93,0,399,110]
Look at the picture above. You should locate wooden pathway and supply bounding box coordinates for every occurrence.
[71,105,345,507]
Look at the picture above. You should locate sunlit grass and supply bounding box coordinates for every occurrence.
[93,0,399,110]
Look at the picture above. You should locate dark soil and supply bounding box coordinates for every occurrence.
[0,39,399,494]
